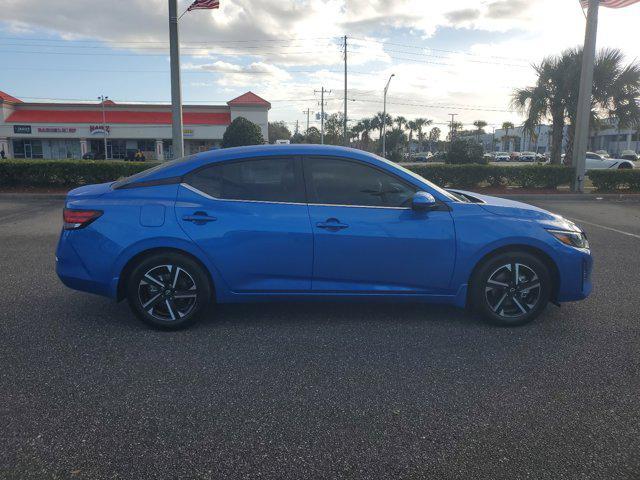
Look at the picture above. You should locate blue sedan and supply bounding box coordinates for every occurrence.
[56,145,592,329]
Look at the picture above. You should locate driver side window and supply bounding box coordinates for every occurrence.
[304,157,416,208]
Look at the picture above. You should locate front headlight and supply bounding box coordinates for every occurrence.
[547,229,589,249]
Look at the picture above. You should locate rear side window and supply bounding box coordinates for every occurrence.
[304,157,416,208]
[185,157,304,203]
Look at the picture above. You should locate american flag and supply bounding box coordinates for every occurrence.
[580,0,640,7]
[187,0,220,11]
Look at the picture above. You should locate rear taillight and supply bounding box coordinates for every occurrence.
[63,209,103,230]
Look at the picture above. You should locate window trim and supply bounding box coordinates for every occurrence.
[182,155,306,205]
[302,155,418,210]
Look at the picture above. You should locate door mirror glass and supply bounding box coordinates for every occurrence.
[412,191,437,211]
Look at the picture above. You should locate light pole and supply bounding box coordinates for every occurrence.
[99,95,108,159]
[382,73,394,158]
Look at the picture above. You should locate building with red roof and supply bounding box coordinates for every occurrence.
[0,91,270,160]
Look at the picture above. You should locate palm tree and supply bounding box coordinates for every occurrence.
[372,111,393,141]
[414,118,433,150]
[473,120,488,143]
[406,120,417,141]
[394,116,407,132]
[512,47,640,164]
[501,121,515,151]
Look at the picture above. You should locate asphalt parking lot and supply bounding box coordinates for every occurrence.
[1,194,639,479]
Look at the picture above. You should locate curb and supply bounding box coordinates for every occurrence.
[0,192,67,200]
[496,193,640,201]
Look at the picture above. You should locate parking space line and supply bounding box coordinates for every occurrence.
[570,217,640,240]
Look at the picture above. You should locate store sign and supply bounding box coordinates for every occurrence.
[183,129,194,137]
[38,127,77,134]
[90,125,111,135]
[13,125,32,134]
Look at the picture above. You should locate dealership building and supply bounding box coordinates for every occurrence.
[0,91,270,160]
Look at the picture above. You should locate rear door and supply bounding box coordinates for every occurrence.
[303,156,456,293]
[176,156,313,292]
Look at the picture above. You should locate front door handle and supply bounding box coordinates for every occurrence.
[316,218,349,231]
[182,211,217,225]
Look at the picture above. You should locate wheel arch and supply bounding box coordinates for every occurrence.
[466,244,560,307]
[117,247,215,302]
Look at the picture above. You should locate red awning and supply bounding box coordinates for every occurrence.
[5,109,230,125]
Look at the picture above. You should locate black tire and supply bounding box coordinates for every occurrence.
[471,251,551,327]
[618,163,632,169]
[126,252,212,330]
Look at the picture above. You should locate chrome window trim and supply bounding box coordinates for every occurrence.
[180,183,411,210]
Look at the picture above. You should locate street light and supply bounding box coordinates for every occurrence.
[98,95,109,159]
[382,73,395,158]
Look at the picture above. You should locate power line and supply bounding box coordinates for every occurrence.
[349,36,532,62]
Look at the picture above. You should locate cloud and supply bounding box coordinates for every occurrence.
[445,8,482,24]
[486,0,531,19]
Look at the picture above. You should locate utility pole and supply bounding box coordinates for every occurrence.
[449,113,457,150]
[99,95,109,159]
[343,35,348,146]
[315,87,330,144]
[382,73,395,158]
[168,0,184,160]
[294,120,299,136]
[302,108,312,135]
[572,0,599,193]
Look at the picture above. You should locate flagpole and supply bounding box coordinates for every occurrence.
[169,0,184,160]
[572,0,599,192]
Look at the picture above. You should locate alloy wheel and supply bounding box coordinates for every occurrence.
[137,264,198,322]
[484,263,541,319]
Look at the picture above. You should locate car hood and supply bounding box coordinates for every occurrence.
[450,190,581,230]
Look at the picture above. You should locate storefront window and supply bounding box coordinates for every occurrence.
[12,140,43,159]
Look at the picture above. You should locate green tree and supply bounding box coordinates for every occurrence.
[222,117,264,148]
[446,138,485,164]
[324,113,346,145]
[305,126,321,144]
[268,121,291,144]
[473,120,488,143]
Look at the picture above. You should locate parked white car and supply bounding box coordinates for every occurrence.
[493,152,510,162]
[586,152,635,170]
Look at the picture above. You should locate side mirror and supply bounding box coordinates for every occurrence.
[411,191,437,211]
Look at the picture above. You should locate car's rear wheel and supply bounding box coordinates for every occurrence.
[126,252,211,330]
[618,163,632,169]
[471,251,551,326]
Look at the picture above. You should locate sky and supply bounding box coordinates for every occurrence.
[1,0,639,134]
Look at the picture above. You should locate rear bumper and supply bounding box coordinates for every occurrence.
[55,231,115,298]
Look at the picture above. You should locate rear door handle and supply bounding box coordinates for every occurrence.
[182,211,217,225]
[316,218,349,231]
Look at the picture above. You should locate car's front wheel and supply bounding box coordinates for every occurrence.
[126,252,212,330]
[471,251,551,326]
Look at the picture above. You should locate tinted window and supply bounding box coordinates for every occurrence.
[305,157,415,207]
[186,157,303,203]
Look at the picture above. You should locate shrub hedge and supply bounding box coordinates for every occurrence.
[406,164,576,190]
[0,160,159,187]
[2,159,638,192]
[587,169,640,192]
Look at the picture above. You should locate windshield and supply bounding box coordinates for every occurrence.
[111,156,194,188]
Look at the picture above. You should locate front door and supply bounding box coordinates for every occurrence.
[176,156,313,293]
[303,156,456,293]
